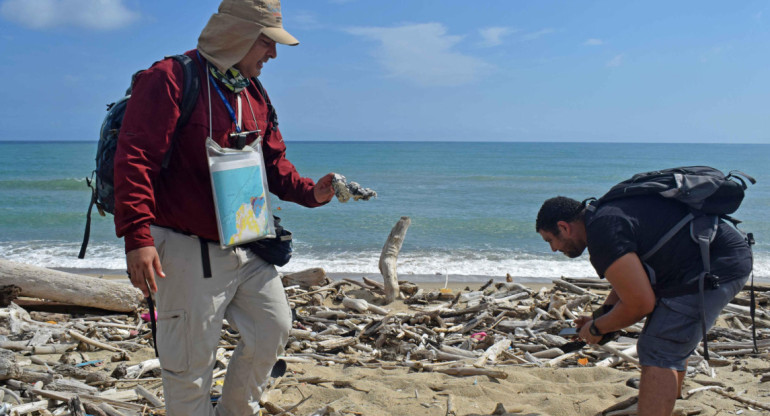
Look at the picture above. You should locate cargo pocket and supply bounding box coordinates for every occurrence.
[643,297,701,344]
[156,309,189,373]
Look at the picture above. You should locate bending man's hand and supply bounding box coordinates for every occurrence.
[574,315,591,330]
[578,319,603,344]
[126,246,165,297]
[313,172,336,204]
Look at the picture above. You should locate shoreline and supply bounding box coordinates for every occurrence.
[67,267,572,286]
[58,267,770,287]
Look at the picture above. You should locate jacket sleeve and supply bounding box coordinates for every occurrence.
[113,61,184,252]
[260,102,324,208]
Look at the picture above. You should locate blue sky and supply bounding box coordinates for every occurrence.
[1,0,769,143]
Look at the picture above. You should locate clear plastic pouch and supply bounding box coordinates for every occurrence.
[206,138,275,248]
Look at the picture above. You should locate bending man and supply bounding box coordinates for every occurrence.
[536,195,751,416]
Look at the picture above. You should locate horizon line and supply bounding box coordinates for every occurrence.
[1,139,769,145]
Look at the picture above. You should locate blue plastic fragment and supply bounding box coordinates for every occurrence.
[75,359,104,367]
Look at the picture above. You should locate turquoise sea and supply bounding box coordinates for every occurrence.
[1,141,768,283]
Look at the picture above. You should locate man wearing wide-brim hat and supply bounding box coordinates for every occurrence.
[113,1,335,415]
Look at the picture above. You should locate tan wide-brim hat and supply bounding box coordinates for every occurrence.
[198,0,298,73]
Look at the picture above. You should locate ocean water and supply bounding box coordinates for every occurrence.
[1,141,768,284]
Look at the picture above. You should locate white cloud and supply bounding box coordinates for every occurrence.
[607,54,624,67]
[521,28,554,41]
[292,11,322,30]
[0,0,139,30]
[478,26,515,47]
[346,23,493,87]
[583,38,604,46]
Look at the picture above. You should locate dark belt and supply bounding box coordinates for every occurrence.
[199,239,212,278]
[155,225,214,278]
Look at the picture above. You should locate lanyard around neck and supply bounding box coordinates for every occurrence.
[210,71,242,133]
[196,52,262,148]
[196,51,242,133]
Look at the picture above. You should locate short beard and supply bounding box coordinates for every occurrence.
[561,242,585,258]
[564,249,583,258]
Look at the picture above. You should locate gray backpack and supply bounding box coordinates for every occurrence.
[78,54,200,259]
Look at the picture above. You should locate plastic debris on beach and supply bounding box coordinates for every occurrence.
[332,173,377,203]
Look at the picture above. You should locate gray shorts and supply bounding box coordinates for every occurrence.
[637,275,749,371]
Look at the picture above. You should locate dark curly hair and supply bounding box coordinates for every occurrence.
[535,196,584,235]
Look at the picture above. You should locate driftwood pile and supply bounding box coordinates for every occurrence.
[285,274,770,374]
[0,301,161,416]
[0,265,768,415]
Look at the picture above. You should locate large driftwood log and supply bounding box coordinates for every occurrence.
[281,268,328,289]
[0,260,143,312]
[378,216,411,304]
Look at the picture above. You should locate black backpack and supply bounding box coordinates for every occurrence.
[585,166,757,358]
[593,166,753,217]
[78,54,200,259]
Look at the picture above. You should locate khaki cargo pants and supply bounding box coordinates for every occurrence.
[151,226,292,416]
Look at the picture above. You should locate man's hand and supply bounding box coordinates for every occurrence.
[577,319,603,344]
[574,315,602,343]
[574,315,591,329]
[126,246,165,297]
[313,172,336,204]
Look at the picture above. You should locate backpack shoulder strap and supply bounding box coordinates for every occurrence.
[640,213,720,359]
[690,214,719,360]
[250,77,278,133]
[77,172,98,259]
[641,212,695,262]
[161,54,201,169]
[169,54,200,130]
[252,77,270,103]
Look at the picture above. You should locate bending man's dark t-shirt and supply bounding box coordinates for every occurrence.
[586,195,752,297]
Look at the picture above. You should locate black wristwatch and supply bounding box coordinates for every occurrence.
[589,320,603,337]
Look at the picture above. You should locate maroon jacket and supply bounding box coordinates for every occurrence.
[114,50,321,252]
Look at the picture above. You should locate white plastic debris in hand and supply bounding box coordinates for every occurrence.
[332,173,377,203]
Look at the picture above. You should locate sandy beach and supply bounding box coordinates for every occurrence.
[271,356,768,415]
[264,279,769,416]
